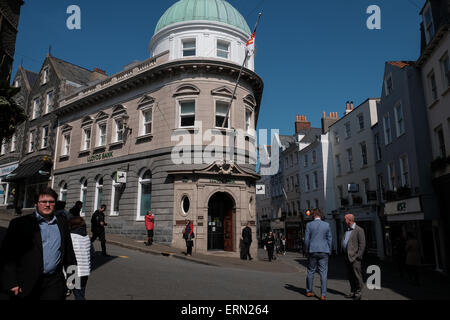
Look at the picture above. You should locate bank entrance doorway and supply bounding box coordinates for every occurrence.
[208,192,235,251]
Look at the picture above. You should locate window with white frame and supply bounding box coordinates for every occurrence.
[32,98,40,119]
[215,101,230,128]
[114,118,124,142]
[217,40,230,59]
[399,155,410,187]
[95,177,103,211]
[82,127,91,151]
[42,67,49,84]
[28,131,35,153]
[137,170,152,220]
[10,134,16,152]
[41,126,49,148]
[182,39,196,57]
[111,174,124,216]
[385,74,393,96]
[345,122,351,138]
[306,200,311,210]
[441,53,450,87]
[246,109,252,133]
[60,182,68,202]
[358,114,365,130]
[360,142,368,166]
[0,139,6,155]
[423,4,435,44]
[347,148,353,171]
[62,133,70,156]
[387,162,396,190]
[305,174,310,191]
[335,154,342,175]
[97,122,107,147]
[363,179,370,204]
[383,114,392,145]
[45,91,53,114]
[141,108,152,136]
[179,100,196,127]
[394,103,405,137]
[334,131,340,144]
[428,71,438,101]
[80,179,87,216]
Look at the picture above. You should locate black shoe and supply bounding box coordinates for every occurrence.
[102,253,111,257]
[249,258,253,261]
[344,293,355,299]
[353,295,362,300]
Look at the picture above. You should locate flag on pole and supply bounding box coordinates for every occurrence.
[246,31,256,56]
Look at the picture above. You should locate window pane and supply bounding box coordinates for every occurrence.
[140,183,152,217]
[181,102,195,114]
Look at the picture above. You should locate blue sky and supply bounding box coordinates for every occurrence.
[12,0,425,135]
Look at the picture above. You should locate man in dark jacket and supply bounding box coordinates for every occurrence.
[241,222,253,260]
[91,204,109,256]
[67,201,83,220]
[0,187,77,300]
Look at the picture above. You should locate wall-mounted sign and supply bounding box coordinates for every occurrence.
[87,152,113,163]
[0,163,18,177]
[256,184,265,195]
[115,171,127,183]
[385,197,421,215]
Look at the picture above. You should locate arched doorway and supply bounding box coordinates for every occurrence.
[208,192,235,251]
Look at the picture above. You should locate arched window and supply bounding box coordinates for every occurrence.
[111,173,122,216]
[80,178,88,216]
[95,177,104,211]
[137,170,152,220]
[60,182,68,202]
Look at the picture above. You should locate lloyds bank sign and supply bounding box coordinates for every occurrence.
[87,152,113,163]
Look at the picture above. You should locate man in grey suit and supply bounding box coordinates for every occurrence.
[304,209,332,300]
[342,213,366,300]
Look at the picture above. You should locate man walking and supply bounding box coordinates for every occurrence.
[0,187,77,300]
[342,213,366,300]
[304,209,332,300]
[241,222,253,260]
[91,204,109,256]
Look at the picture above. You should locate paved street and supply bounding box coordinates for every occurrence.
[1,218,450,300]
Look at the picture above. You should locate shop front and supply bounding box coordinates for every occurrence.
[0,162,19,207]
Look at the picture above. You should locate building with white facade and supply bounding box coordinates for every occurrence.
[329,100,384,258]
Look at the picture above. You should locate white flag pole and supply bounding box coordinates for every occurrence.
[220,13,262,128]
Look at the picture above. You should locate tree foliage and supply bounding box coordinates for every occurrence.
[0,80,27,143]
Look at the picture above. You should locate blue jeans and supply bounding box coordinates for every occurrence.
[306,252,329,297]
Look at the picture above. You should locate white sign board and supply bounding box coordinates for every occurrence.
[256,184,265,195]
[116,171,127,183]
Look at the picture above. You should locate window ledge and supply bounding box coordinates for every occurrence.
[59,155,69,161]
[93,145,106,152]
[39,147,48,151]
[110,212,119,217]
[212,128,234,135]
[136,133,153,141]
[78,150,90,156]
[173,127,200,134]
[109,141,123,148]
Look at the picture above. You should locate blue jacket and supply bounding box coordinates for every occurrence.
[305,219,332,254]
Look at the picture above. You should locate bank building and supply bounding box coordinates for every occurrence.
[52,0,264,257]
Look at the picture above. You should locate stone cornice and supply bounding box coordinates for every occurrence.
[55,56,264,117]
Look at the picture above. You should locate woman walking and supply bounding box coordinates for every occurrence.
[264,231,275,262]
[69,217,93,300]
[183,219,194,256]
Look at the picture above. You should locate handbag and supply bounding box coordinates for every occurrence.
[191,232,195,239]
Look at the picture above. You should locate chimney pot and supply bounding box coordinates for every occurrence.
[323,111,326,118]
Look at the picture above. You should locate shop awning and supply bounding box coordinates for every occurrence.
[4,160,51,182]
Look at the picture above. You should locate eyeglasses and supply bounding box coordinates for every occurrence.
[38,201,56,205]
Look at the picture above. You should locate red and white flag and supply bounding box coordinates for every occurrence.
[246,31,256,56]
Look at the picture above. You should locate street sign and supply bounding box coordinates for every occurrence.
[256,184,265,195]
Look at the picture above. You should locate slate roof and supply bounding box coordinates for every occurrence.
[49,56,96,85]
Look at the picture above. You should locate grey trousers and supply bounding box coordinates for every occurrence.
[345,257,364,294]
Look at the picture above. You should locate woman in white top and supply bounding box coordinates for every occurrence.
[69,217,93,300]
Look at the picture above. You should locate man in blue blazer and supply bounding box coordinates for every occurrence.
[304,209,332,300]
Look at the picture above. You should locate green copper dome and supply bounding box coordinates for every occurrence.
[155,0,251,35]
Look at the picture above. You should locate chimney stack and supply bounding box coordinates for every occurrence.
[345,101,352,115]
[295,114,311,133]
[321,110,340,133]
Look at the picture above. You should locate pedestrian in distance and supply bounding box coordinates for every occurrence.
[264,231,275,262]
[183,219,194,256]
[342,213,366,300]
[405,232,421,286]
[54,201,68,218]
[69,216,94,300]
[281,235,286,255]
[0,187,77,300]
[91,204,109,257]
[67,201,83,221]
[304,209,332,300]
[144,211,155,246]
[241,222,253,260]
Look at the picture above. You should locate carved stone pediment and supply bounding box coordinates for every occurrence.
[173,84,200,97]
[211,86,235,99]
[138,95,155,106]
[167,160,259,180]
[95,111,109,121]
